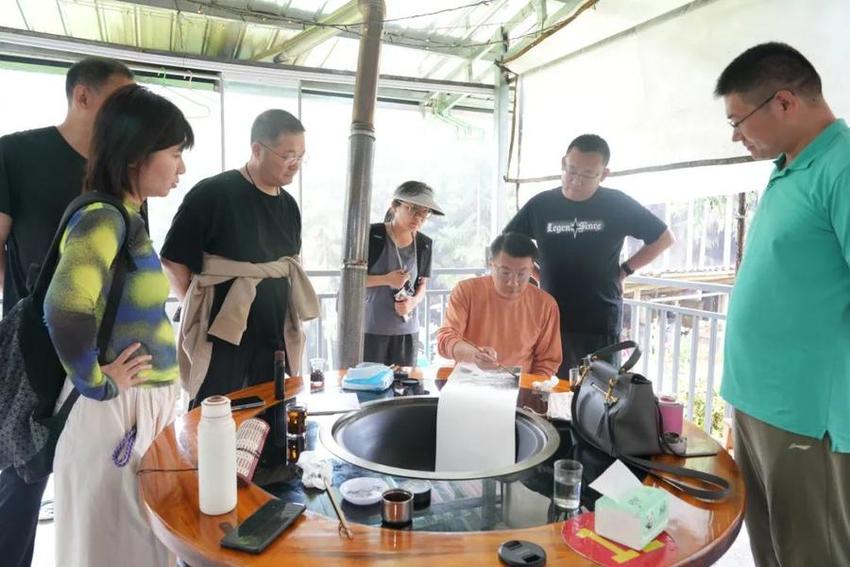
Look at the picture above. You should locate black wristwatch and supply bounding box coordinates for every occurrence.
[620,261,635,276]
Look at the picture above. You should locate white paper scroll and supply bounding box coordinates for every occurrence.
[434,363,519,472]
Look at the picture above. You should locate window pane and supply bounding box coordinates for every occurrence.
[140,79,222,252]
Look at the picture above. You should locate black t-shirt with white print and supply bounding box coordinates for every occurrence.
[504,186,667,334]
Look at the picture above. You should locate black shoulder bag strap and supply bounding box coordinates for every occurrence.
[367,223,385,272]
[588,340,642,372]
[414,232,430,286]
[618,452,732,501]
[46,194,136,417]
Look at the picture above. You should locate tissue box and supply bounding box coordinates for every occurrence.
[594,486,669,550]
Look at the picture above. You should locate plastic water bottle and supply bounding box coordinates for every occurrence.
[198,395,237,515]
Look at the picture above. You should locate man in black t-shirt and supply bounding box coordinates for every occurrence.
[161,109,305,408]
[505,134,674,377]
[0,57,133,567]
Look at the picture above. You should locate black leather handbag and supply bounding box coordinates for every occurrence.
[571,341,732,501]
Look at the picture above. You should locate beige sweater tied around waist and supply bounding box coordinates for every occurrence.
[177,253,319,398]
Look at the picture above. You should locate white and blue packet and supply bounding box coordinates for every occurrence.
[341,362,394,392]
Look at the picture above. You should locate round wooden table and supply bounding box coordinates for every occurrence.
[140,371,744,566]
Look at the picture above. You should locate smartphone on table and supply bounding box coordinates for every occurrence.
[220,500,306,554]
[230,396,265,411]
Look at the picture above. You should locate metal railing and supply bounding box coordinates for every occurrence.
[624,276,732,435]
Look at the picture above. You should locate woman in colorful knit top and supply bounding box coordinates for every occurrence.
[44,85,193,567]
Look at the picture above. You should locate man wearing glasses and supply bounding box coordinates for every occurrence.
[161,109,308,408]
[504,134,674,376]
[436,232,561,376]
[717,43,850,566]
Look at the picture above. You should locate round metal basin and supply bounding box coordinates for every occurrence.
[320,396,560,481]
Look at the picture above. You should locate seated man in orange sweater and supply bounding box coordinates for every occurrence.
[436,232,562,376]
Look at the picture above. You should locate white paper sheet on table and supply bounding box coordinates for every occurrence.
[434,363,519,472]
[591,459,689,509]
[297,392,360,415]
[589,459,644,502]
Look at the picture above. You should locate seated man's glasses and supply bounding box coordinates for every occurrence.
[259,141,308,165]
[493,266,531,282]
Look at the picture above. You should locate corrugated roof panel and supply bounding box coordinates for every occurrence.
[138,8,174,51]
[236,23,278,60]
[98,2,136,46]
[426,53,479,82]
[61,1,102,41]
[322,0,351,13]
[301,34,356,70]
[511,12,539,40]
[288,0,325,14]
[468,22,496,44]
[18,0,65,35]
[0,0,504,103]
[471,58,493,82]
[296,34,336,67]
[0,1,28,30]
[203,19,243,60]
[384,0,476,34]
[414,50,451,79]
[172,12,209,55]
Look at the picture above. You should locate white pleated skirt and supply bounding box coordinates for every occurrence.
[53,381,179,567]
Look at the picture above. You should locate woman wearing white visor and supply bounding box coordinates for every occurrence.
[364,181,443,367]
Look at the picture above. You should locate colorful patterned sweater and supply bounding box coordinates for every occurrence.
[44,200,177,400]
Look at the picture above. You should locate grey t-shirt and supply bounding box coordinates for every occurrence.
[364,237,419,335]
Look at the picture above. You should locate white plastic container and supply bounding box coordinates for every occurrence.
[198,395,237,515]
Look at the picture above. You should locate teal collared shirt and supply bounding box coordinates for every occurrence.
[722,119,850,452]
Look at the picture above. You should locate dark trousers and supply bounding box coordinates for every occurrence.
[734,410,850,567]
[363,333,417,366]
[190,336,277,409]
[556,331,620,378]
[0,467,49,567]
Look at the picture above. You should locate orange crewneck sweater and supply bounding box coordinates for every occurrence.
[436,276,562,376]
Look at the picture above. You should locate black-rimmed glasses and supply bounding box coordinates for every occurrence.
[728,92,778,129]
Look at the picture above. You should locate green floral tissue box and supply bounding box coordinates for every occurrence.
[594,486,669,550]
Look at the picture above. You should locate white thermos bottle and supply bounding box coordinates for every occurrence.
[198,395,237,515]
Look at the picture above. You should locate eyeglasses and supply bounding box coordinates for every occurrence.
[258,141,308,165]
[728,91,778,129]
[493,266,531,283]
[402,203,432,219]
[561,167,601,183]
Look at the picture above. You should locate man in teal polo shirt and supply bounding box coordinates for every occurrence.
[716,42,850,566]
